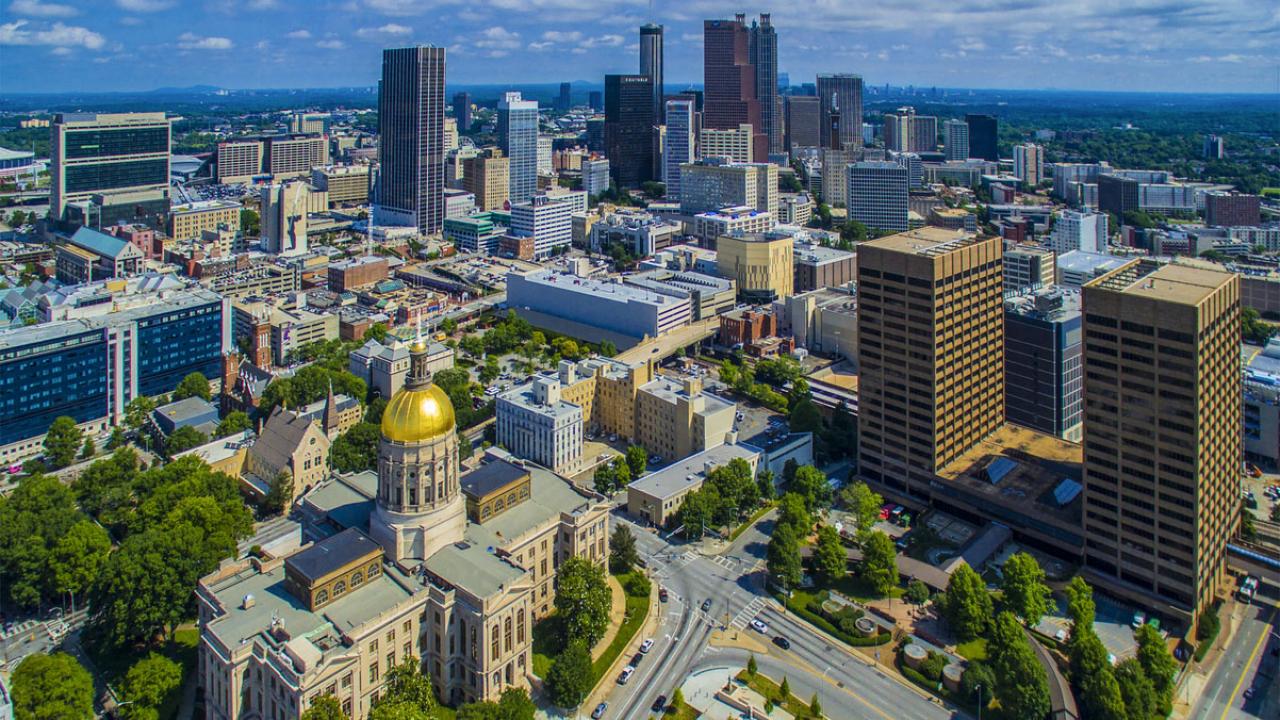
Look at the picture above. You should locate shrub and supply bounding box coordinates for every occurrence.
[622,572,652,598]
[919,651,948,682]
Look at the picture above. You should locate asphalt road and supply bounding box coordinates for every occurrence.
[595,512,959,720]
[1187,597,1280,720]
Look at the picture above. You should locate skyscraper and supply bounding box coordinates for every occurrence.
[452,91,472,129]
[378,46,446,233]
[639,24,665,124]
[1081,260,1240,624]
[911,115,937,153]
[703,15,765,162]
[1013,143,1044,186]
[784,96,820,150]
[846,162,909,232]
[663,98,696,201]
[883,107,914,152]
[965,113,998,161]
[557,82,572,112]
[588,91,603,112]
[747,14,780,155]
[604,74,655,188]
[51,112,172,222]
[498,91,539,204]
[1097,174,1139,216]
[817,73,863,150]
[856,228,1005,498]
[944,119,969,161]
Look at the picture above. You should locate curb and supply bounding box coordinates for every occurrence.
[580,573,662,714]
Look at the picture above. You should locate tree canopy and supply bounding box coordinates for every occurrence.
[120,653,183,720]
[609,524,639,574]
[43,415,83,469]
[988,612,1050,720]
[172,372,212,402]
[1000,552,1052,626]
[11,653,94,720]
[858,531,899,596]
[553,556,611,646]
[546,640,593,707]
[812,525,847,586]
[331,422,381,473]
[942,563,992,642]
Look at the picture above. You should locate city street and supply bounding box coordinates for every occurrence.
[595,511,961,720]
[1186,596,1280,720]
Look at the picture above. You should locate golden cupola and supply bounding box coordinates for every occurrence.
[380,337,455,443]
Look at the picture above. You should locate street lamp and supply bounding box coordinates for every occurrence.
[976,683,982,720]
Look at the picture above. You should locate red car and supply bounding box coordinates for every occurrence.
[879,503,894,520]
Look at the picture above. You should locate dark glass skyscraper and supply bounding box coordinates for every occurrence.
[639,24,664,124]
[703,15,765,162]
[378,46,446,233]
[748,14,780,155]
[965,113,998,161]
[817,74,863,150]
[557,82,572,111]
[604,74,655,188]
[452,91,472,129]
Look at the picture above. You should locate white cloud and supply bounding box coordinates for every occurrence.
[475,26,520,50]
[363,0,451,16]
[9,0,77,18]
[0,20,105,49]
[577,33,622,49]
[177,32,233,50]
[119,16,142,25]
[540,30,582,42]
[115,0,173,11]
[246,0,278,8]
[355,23,412,39]
[957,37,986,52]
[254,39,270,50]
[50,45,71,54]
[286,29,312,39]
[317,38,346,49]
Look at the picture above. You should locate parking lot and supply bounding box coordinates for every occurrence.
[1037,590,1143,659]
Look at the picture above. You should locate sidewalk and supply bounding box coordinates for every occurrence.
[579,575,662,714]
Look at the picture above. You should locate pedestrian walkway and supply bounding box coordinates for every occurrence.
[729,597,768,630]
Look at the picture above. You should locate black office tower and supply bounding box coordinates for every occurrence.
[379,46,446,233]
[557,82,572,111]
[1098,174,1140,216]
[817,73,863,150]
[452,91,472,129]
[640,24,665,124]
[588,91,603,112]
[965,113,998,161]
[604,74,655,188]
[748,14,780,155]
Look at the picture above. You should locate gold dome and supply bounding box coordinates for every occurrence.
[381,383,456,443]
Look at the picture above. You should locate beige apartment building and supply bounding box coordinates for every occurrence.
[1080,260,1241,624]
[856,227,1005,500]
[634,375,736,462]
[463,148,510,211]
[169,200,241,241]
[717,231,795,303]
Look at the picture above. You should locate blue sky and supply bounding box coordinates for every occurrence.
[1,0,1276,94]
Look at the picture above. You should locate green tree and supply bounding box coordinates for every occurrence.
[776,492,812,536]
[1000,552,1052,626]
[381,657,437,713]
[790,465,832,511]
[479,356,501,384]
[1080,666,1128,720]
[859,531,898,596]
[756,469,776,502]
[11,653,94,720]
[1114,659,1156,720]
[331,422,381,472]
[676,486,719,537]
[959,661,996,707]
[789,397,824,439]
[812,525,847,586]
[80,436,96,459]
[546,640,593,707]
[71,446,138,524]
[609,524,639,574]
[810,693,821,718]
[164,425,206,457]
[0,473,83,608]
[839,481,883,543]
[554,556,611,646]
[124,396,157,430]
[216,411,251,437]
[365,322,390,343]
[172,371,212,401]
[1135,623,1176,716]
[599,340,617,357]
[51,519,111,612]
[625,444,648,478]
[43,415,83,469]
[265,471,294,513]
[301,696,349,720]
[106,425,128,450]
[779,676,791,700]
[240,208,260,235]
[943,563,993,641]
[1242,307,1276,345]
[747,653,758,676]
[439,317,458,336]
[988,612,1050,720]
[593,461,618,495]
[456,688,536,720]
[767,522,803,590]
[905,579,930,606]
[120,653,183,720]
[459,334,485,358]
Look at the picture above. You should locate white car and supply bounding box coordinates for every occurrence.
[639,638,655,654]
[617,666,635,685]
[750,619,768,634]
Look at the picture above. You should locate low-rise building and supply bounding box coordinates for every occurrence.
[927,207,977,232]
[690,207,776,248]
[506,269,692,343]
[496,376,584,475]
[626,442,760,526]
[623,270,736,321]
[169,200,242,240]
[328,256,390,292]
[588,211,681,257]
[792,240,856,293]
[55,227,144,284]
[778,193,814,226]
[634,375,735,463]
[1004,243,1056,294]
[244,406,331,505]
[349,337,453,398]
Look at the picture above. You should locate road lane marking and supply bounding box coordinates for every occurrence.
[1218,600,1279,720]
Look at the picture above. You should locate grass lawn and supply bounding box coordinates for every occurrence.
[735,670,820,719]
[86,626,200,720]
[529,613,566,678]
[954,638,988,662]
[830,573,904,602]
[590,576,649,680]
[663,696,701,719]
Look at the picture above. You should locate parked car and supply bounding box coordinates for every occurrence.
[640,638,655,653]
[591,702,608,719]
[631,653,644,667]
[701,599,713,612]
[617,666,635,685]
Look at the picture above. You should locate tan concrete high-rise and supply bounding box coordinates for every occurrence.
[716,231,794,304]
[1080,260,1240,623]
[462,148,510,211]
[856,228,1005,499]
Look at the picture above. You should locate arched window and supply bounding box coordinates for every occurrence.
[316,590,329,605]
[351,571,364,587]
[507,492,518,505]
[333,580,347,597]
[368,563,381,577]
